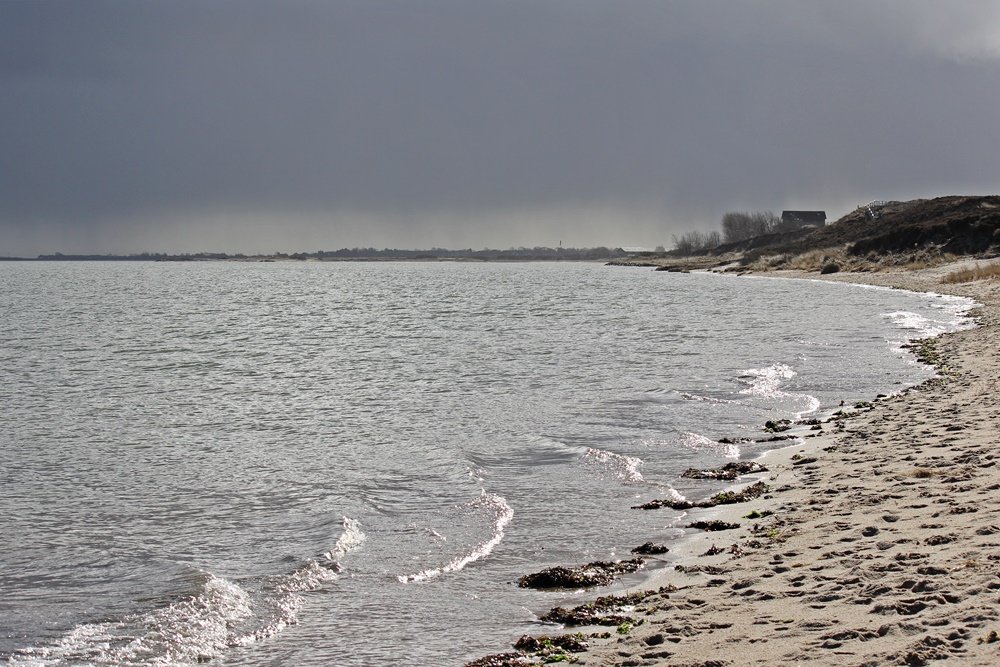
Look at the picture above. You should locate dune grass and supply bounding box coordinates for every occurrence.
[941,262,1000,284]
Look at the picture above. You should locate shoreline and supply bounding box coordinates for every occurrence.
[471,262,1000,666]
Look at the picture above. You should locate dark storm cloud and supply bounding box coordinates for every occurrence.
[2,1,1000,254]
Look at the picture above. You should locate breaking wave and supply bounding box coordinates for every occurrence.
[583,447,644,483]
[323,516,367,562]
[884,310,950,338]
[738,363,797,399]
[397,493,513,584]
[794,394,822,419]
[9,518,367,667]
[10,573,281,667]
[738,363,820,418]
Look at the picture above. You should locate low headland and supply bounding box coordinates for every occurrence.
[469,197,1000,666]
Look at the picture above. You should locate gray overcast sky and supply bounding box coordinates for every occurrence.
[3,0,1000,255]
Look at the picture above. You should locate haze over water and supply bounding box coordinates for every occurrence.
[0,261,973,666]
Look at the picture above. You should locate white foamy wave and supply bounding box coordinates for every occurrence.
[795,394,822,419]
[324,516,366,561]
[9,540,358,667]
[282,516,365,595]
[883,310,949,337]
[9,574,266,667]
[931,293,977,325]
[739,363,796,398]
[397,492,513,584]
[583,447,644,483]
[277,559,340,594]
[661,486,687,503]
[679,432,739,459]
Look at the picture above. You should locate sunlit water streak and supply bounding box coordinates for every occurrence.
[0,261,973,666]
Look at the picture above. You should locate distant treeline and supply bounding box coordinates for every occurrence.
[24,247,628,262]
[669,210,797,255]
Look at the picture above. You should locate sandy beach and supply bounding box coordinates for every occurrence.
[474,261,1000,666]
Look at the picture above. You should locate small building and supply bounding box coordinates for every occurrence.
[781,210,827,227]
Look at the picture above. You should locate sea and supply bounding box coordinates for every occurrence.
[0,260,975,666]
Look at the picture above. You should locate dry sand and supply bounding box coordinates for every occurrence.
[482,262,1000,667]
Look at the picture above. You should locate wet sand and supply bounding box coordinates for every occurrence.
[479,261,1000,666]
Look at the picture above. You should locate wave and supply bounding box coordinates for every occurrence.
[738,363,796,399]
[397,492,513,584]
[323,516,367,562]
[883,310,952,338]
[9,518,368,667]
[9,573,267,667]
[656,486,687,504]
[794,394,822,419]
[679,431,740,459]
[522,437,645,485]
[738,363,820,418]
[583,447,644,483]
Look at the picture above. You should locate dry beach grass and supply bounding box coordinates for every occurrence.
[471,262,1000,666]
[942,261,1000,284]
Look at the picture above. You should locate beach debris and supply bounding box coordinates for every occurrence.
[541,588,672,627]
[978,630,999,644]
[688,520,741,532]
[633,481,770,511]
[764,419,792,433]
[518,558,645,589]
[709,481,769,505]
[631,541,669,555]
[633,497,694,510]
[682,461,768,481]
[508,633,605,665]
[513,633,588,654]
[674,564,728,575]
[463,653,532,667]
[757,434,797,442]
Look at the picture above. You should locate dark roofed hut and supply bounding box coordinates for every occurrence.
[781,210,827,228]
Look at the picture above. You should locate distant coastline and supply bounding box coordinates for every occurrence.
[0,246,628,263]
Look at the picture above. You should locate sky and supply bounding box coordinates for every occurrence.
[3,0,1000,256]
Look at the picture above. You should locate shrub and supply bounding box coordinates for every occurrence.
[671,230,721,255]
[721,211,780,243]
[941,261,1000,283]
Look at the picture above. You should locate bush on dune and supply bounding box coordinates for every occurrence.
[941,261,1000,284]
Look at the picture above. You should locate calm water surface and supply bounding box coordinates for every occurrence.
[0,261,972,666]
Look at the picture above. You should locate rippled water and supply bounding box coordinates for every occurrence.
[0,261,973,666]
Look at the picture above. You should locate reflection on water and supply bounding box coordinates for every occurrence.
[0,261,972,666]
